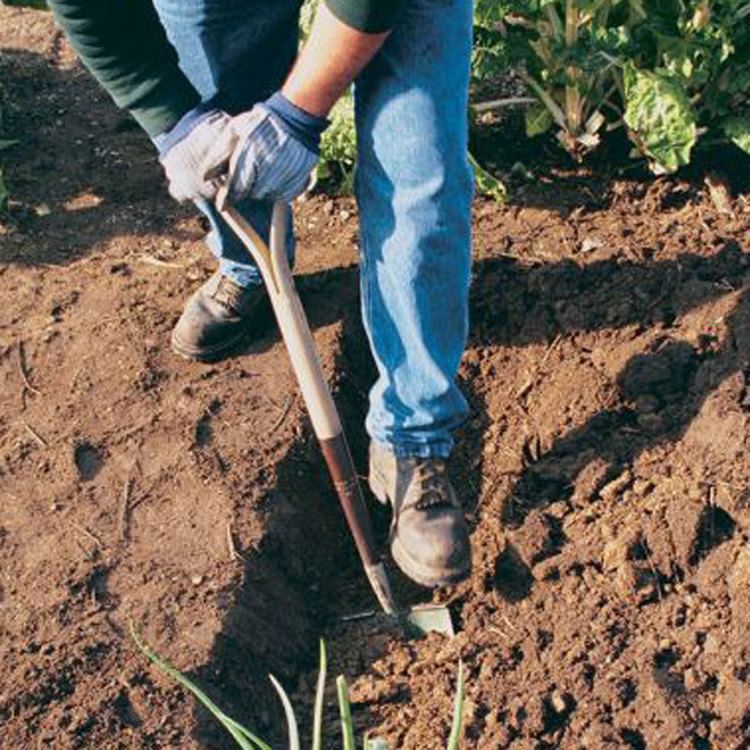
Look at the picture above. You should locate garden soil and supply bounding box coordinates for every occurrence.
[1,8,750,750]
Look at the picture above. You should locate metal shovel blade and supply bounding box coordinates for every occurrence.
[342,603,455,638]
[405,604,455,638]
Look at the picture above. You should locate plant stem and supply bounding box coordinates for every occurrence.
[565,0,583,134]
[472,96,537,113]
[518,69,568,130]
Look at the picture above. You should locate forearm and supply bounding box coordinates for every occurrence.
[49,0,199,137]
[281,1,398,118]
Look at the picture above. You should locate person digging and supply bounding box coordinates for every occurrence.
[50,0,473,589]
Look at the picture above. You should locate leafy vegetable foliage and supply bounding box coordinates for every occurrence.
[473,0,750,172]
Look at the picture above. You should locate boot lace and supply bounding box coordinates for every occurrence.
[410,460,456,511]
[211,276,246,313]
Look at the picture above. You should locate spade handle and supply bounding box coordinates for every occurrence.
[216,192,396,615]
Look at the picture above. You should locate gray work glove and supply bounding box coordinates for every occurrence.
[157,108,235,203]
[157,94,327,205]
[224,101,322,203]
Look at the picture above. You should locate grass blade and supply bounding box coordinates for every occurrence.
[336,675,356,750]
[131,626,272,750]
[312,640,327,750]
[269,674,301,750]
[446,661,465,750]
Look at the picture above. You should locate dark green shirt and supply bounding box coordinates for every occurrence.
[49,0,403,137]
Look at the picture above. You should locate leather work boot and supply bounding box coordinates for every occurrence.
[171,272,267,362]
[368,441,472,588]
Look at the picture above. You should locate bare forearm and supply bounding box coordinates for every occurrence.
[282,3,389,118]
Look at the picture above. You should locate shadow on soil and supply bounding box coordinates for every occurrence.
[480,263,750,533]
[1,48,194,267]
[182,258,490,746]
[471,240,748,598]
[184,442,353,748]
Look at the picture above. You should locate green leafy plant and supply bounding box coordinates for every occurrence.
[300,0,359,194]
[473,0,750,173]
[313,95,357,195]
[475,1,645,159]
[614,0,750,171]
[622,61,698,173]
[469,152,508,202]
[133,628,466,749]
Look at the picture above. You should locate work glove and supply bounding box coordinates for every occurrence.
[157,107,236,203]
[224,92,329,203]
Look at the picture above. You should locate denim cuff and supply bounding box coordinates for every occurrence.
[218,258,264,289]
[264,92,329,152]
[372,438,453,460]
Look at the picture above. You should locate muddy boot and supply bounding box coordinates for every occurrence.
[171,272,267,362]
[368,441,471,588]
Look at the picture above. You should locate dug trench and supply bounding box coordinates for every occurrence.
[3,6,750,749]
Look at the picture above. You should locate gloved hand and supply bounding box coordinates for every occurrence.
[157,107,236,203]
[225,92,329,203]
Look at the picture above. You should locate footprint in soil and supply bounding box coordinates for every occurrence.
[73,441,105,481]
[194,398,222,448]
[195,414,213,447]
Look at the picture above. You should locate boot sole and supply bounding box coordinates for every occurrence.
[369,468,471,589]
[391,536,471,589]
[170,326,251,363]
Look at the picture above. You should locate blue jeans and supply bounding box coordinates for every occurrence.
[153,0,300,285]
[154,0,473,458]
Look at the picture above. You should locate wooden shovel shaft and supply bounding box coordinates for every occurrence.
[217,197,395,615]
[319,433,396,614]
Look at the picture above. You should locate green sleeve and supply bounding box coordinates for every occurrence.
[324,0,405,33]
[49,0,200,137]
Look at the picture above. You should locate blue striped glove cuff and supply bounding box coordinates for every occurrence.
[264,92,329,153]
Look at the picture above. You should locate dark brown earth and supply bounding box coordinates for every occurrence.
[2,7,750,750]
